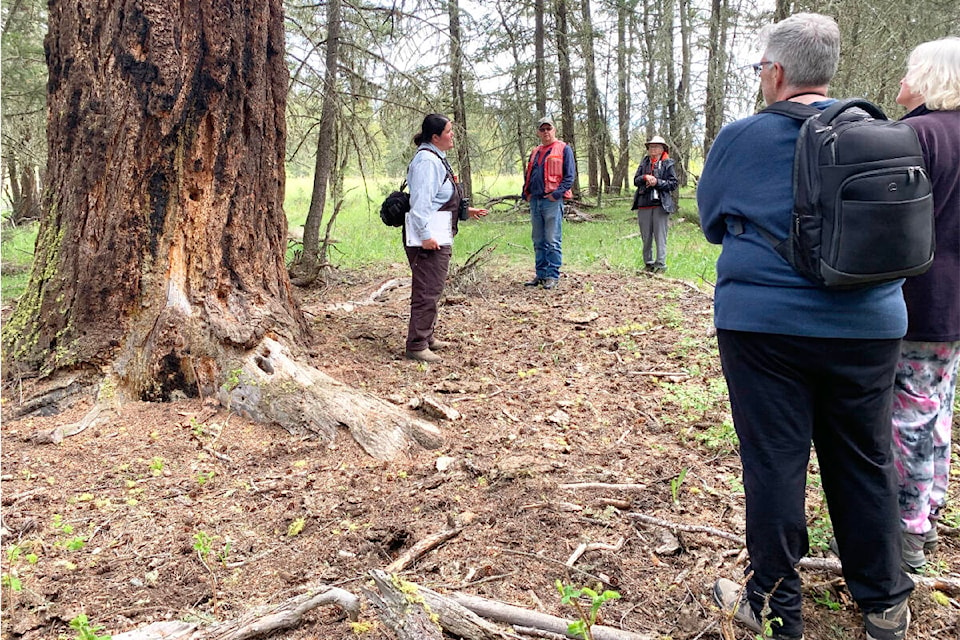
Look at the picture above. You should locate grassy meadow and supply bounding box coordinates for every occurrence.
[284,173,719,287]
[0,174,720,304]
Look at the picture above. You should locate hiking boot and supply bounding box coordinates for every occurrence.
[405,348,441,363]
[653,265,667,273]
[712,578,803,640]
[924,526,939,555]
[644,264,655,273]
[542,278,558,290]
[523,277,542,287]
[901,532,926,572]
[428,339,451,352]
[864,597,910,640]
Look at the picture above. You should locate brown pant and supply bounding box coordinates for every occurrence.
[404,245,451,352]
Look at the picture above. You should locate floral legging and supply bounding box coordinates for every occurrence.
[892,340,960,534]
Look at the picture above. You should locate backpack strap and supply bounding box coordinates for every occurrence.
[761,98,888,124]
[760,100,821,120]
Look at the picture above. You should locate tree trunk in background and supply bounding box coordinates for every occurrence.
[291,0,342,286]
[555,0,579,198]
[534,0,546,117]
[579,0,600,197]
[5,154,42,225]
[702,0,726,160]
[674,0,692,186]
[614,0,632,194]
[641,2,656,139]
[449,0,473,200]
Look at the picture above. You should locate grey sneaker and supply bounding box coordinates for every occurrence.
[864,597,910,640]
[541,278,558,290]
[901,531,926,572]
[712,578,804,640]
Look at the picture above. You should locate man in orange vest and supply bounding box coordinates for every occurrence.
[522,116,575,290]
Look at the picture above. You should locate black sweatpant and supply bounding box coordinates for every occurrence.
[717,329,914,637]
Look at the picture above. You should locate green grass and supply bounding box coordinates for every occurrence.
[0,177,721,303]
[0,222,38,302]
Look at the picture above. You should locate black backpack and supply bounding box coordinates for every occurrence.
[379,182,409,227]
[758,98,934,288]
[378,148,455,228]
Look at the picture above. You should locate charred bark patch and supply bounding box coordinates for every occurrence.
[148,350,197,402]
[147,169,170,256]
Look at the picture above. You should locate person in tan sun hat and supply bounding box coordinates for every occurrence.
[631,135,678,273]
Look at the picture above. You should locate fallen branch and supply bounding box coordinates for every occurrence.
[110,584,360,640]
[32,404,106,444]
[631,513,960,594]
[627,513,745,544]
[560,483,648,492]
[451,593,656,640]
[386,526,464,574]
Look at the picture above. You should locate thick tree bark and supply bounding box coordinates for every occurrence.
[3,0,304,399]
[702,0,727,159]
[534,0,546,117]
[1,0,441,460]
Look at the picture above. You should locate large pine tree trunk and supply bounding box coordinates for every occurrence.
[2,0,441,460]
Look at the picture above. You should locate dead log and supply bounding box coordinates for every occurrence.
[451,593,656,640]
[369,570,517,640]
[363,570,445,640]
[219,337,443,460]
[631,512,960,595]
[110,584,359,640]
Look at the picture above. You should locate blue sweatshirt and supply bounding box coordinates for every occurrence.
[697,102,907,339]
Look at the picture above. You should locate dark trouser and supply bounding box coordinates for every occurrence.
[717,329,914,637]
[404,244,451,352]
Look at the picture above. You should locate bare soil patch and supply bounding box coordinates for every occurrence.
[2,266,957,639]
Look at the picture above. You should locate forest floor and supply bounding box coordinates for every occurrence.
[1,264,958,640]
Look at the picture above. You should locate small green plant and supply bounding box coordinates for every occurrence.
[813,589,842,611]
[193,531,220,612]
[670,468,689,505]
[68,614,111,640]
[190,417,208,437]
[555,580,621,640]
[149,457,165,476]
[195,471,215,485]
[52,514,74,535]
[2,572,23,592]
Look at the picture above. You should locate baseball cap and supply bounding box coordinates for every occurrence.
[536,116,555,128]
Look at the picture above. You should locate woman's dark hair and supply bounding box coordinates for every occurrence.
[413,113,450,146]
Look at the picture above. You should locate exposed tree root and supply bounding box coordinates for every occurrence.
[220,336,443,460]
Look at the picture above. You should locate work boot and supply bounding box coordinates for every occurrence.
[428,339,451,352]
[523,277,542,287]
[712,578,803,640]
[863,597,910,640]
[901,531,926,572]
[924,521,939,555]
[405,348,441,363]
[541,278,558,290]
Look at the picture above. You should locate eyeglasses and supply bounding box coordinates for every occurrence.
[751,60,775,76]
[538,125,553,132]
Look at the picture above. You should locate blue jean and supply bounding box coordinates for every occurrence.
[529,196,563,280]
[717,329,913,637]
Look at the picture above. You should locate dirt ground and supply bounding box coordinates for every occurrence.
[1,265,958,640]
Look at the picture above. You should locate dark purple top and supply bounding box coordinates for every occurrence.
[901,106,960,342]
